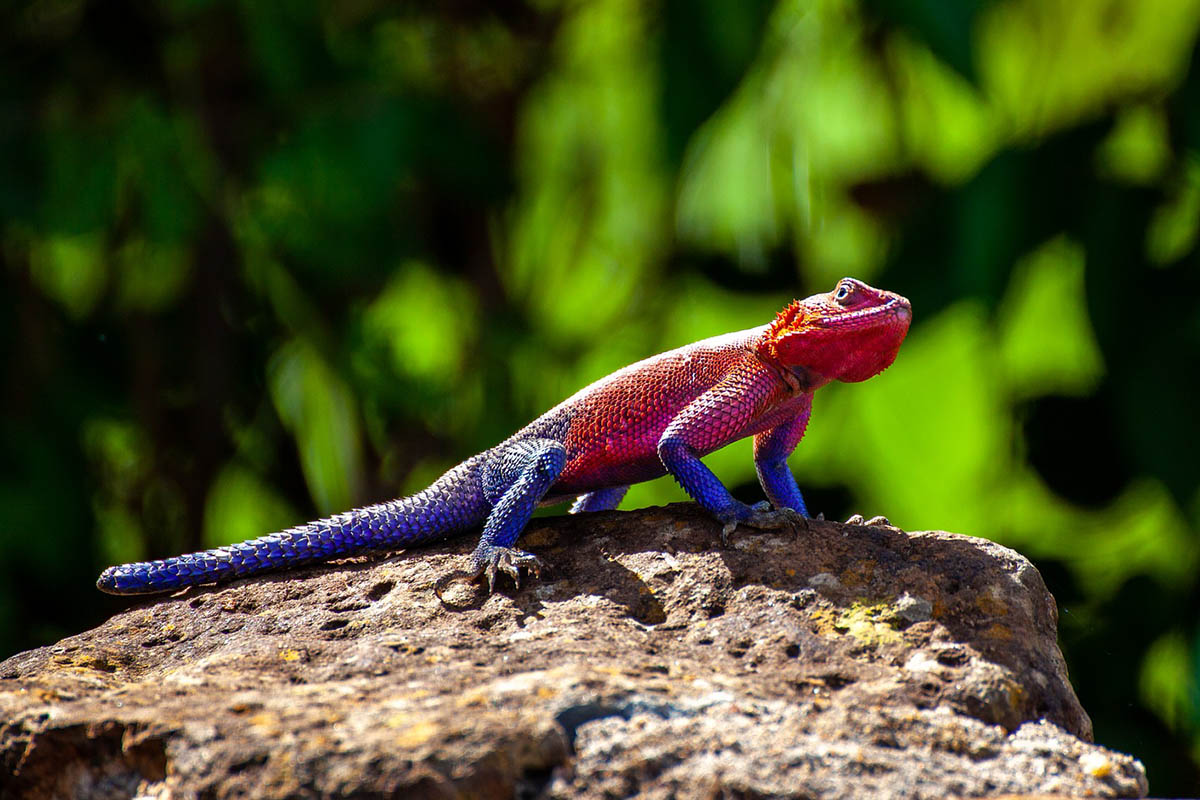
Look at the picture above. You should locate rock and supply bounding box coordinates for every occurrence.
[895,590,933,624]
[0,504,1147,799]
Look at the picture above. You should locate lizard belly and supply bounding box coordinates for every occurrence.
[553,424,669,492]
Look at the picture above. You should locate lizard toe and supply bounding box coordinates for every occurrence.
[718,502,805,544]
[498,553,523,588]
[774,507,806,526]
[843,514,893,527]
[745,507,805,531]
[472,546,543,592]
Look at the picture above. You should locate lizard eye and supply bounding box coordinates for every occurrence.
[834,282,853,304]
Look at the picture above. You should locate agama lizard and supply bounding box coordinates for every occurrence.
[98,278,911,595]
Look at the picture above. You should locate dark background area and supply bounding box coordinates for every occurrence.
[2,0,1198,793]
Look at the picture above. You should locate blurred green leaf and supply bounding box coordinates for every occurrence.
[204,463,301,548]
[1146,156,1200,264]
[269,340,365,514]
[996,236,1104,399]
[863,0,987,82]
[1098,105,1172,185]
[29,232,107,319]
[1142,631,1197,733]
[661,0,775,164]
[115,238,192,312]
[361,262,476,387]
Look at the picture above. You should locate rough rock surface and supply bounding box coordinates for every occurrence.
[0,504,1147,799]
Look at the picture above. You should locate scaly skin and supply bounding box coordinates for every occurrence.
[98,278,911,594]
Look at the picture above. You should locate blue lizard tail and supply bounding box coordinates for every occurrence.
[97,458,490,595]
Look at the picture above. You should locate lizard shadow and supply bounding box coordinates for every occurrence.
[424,547,666,625]
[277,532,656,624]
[190,505,690,621]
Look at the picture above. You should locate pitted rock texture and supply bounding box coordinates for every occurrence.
[0,505,1147,799]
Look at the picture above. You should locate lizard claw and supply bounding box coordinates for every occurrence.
[472,546,543,593]
[844,514,893,527]
[719,501,806,545]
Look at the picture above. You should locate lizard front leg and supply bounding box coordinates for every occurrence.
[475,438,566,590]
[755,410,889,526]
[656,360,802,544]
[753,395,812,518]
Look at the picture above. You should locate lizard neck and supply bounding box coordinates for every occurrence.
[749,345,827,395]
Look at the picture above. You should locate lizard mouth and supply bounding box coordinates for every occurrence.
[818,297,911,329]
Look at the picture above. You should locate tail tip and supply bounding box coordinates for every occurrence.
[96,565,150,595]
[96,566,123,594]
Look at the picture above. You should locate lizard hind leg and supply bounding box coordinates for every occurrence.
[474,438,567,591]
[570,486,628,514]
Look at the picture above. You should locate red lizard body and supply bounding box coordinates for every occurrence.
[98,278,911,595]
[543,327,816,494]
[534,277,910,504]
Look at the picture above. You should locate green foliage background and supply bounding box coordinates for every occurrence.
[2,0,1198,791]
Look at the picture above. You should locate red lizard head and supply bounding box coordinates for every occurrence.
[759,278,911,384]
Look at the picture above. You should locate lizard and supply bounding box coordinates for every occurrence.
[97,277,911,595]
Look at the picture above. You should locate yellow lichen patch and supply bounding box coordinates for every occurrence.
[457,690,488,707]
[248,712,281,735]
[69,653,122,673]
[1004,679,1027,711]
[983,623,1014,641]
[389,718,440,748]
[840,560,878,590]
[280,649,302,662]
[975,591,1009,617]
[594,665,628,676]
[1080,751,1113,777]
[810,601,904,646]
[807,606,843,637]
[839,611,903,647]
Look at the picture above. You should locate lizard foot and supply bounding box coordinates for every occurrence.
[719,501,806,546]
[471,546,544,593]
[844,514,893,527]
